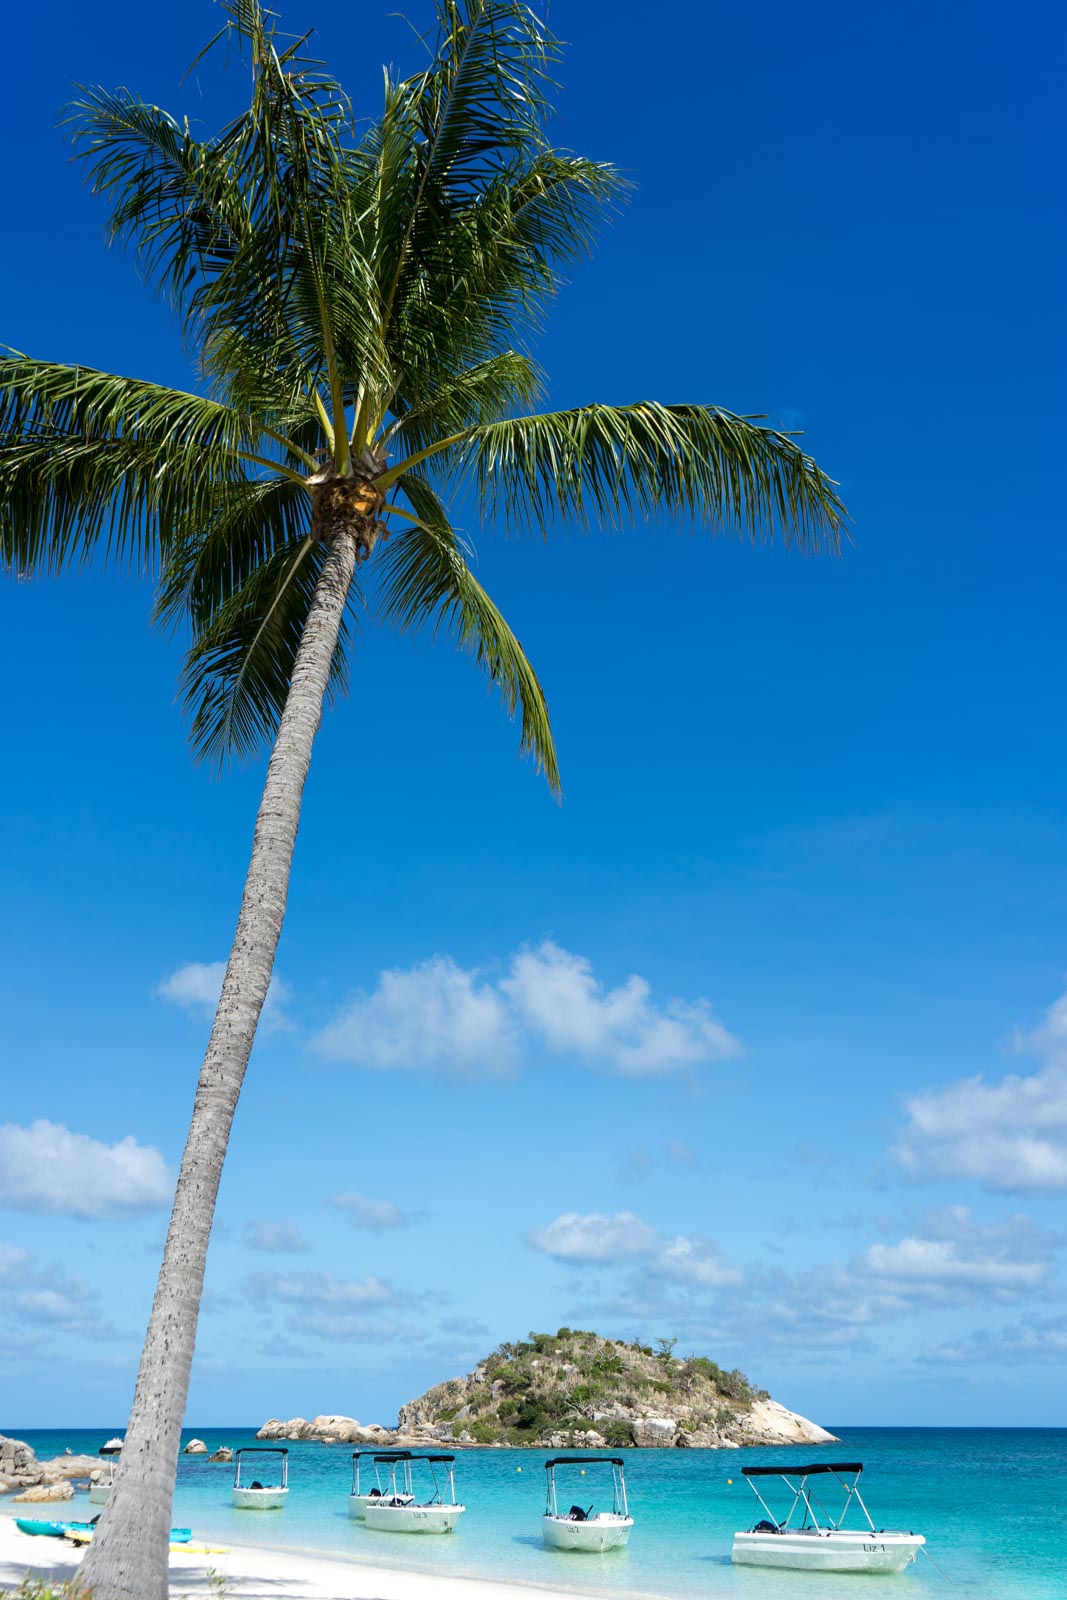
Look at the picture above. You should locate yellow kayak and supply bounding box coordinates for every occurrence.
[64,1530,229,1555]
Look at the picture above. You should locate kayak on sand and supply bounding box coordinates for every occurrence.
[16,1518,192,1543]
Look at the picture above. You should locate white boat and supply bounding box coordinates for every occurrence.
[541,1456,634,1552]
[348,1450,414,1520]
[362,1453,464,1534]
[89,1460,114,1506]
[231,1447,289,1510]
[731,1460,925,1573]
[98,1438,123,1456]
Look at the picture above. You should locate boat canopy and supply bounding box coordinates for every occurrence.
[742,1462,862,1478]
[544,1457,625,1469]
[374,1452,454,1464]
[351,1449,410,1460]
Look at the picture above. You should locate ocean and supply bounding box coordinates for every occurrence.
[5,1426,1065,1599]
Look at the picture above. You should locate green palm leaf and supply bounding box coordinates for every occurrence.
[384,400,847,550]
[381,472,559,791]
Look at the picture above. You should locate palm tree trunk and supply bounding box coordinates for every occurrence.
[80,528,359,1600]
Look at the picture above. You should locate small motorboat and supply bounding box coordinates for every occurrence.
[348,1449,413,1520]
[98,1438,123,1456]
[731,1461,925,1573]
[231,1447,288,1509]
[362,1453,464,1534]
[89,1459,114,1506]
[541,1456,634,1552]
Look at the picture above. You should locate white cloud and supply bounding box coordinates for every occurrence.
[155,961,293,1032]
[0,1121,173,1219]
[528,1211,660,1263]
[246,1269,403,1309]
[527,1209,743,1295]
[895,985,1067,1191]
[761,1208,1058,1343]
[921,1315,1067,1365]
[331,1191,411,1231]
[501,941,740,1076]
[244,1219,309,1254]
[314,956,518,1077]
[0,1242,101,1331]
[654,1235,744,1288]
[313,941,739,1079]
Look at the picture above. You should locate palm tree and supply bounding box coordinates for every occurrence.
[0,4,846,1597]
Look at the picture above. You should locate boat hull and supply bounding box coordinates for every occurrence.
[88,1484,110,1505]
[232,1487,288,1510]
[732,1530,925,1573]
[362,1502,464,1534]
[542,1514,633,1552]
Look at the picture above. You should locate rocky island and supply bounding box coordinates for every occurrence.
[257,1328,836,1450]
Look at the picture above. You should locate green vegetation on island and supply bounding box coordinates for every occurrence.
[398,1329,832,1450]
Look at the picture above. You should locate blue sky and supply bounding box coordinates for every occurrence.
[2,0,1065,1432]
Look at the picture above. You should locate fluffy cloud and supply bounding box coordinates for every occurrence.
[155,961,293,1032]
[0,1121,173,1219]
[921,1315,1067,1365]
[314,957,518,1077]
[246,1269,403,1309]
[0,1242,101,1331]
[527,1209,742,1291]
[502,942,739,1075]
[895,985,1067,1191]
[761,1208,1058,1344]
[313,941,738,1079]
[528,1211,661,1263]
[244,1219,309,1254]
[654,1235,744,1289]
[331,1191,411,1231]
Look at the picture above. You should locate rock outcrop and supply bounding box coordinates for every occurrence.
[0,1437,109,1492]
[209,1447,233,1462]
[396,1330,837,1450]
[13,1481,74,1503]
[255,1415,395,1445]
[183,1439,208,1454]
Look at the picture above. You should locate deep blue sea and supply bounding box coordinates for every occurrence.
[4,1427,1065,1599]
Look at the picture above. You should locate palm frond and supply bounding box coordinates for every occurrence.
[383,401,848,551]
[0,356,267,573]
[156,474,311,634]
[381,472,559,791]
[179,531,360,769]
[386,350,544,456]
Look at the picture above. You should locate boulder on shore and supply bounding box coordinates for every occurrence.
[13,1481,74,1503]
[256,1415,396,1445]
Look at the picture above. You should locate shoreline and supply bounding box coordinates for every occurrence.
[0,1512,669,1600]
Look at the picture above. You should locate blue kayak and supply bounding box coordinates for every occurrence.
[16,1518,192,1542]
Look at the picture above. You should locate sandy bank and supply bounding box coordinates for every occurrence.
[0,1512,663,1600]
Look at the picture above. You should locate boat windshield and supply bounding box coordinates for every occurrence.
[544,1457,628,1520]
[376,1453,457,1507]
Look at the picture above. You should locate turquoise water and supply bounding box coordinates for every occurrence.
[5,1427,1066,1599]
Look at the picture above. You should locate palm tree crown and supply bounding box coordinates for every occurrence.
[2,0,845,787]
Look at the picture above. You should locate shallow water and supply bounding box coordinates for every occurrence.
[9,1427,1066,1599]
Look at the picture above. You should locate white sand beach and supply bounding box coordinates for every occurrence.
[0,1513,651,1600]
